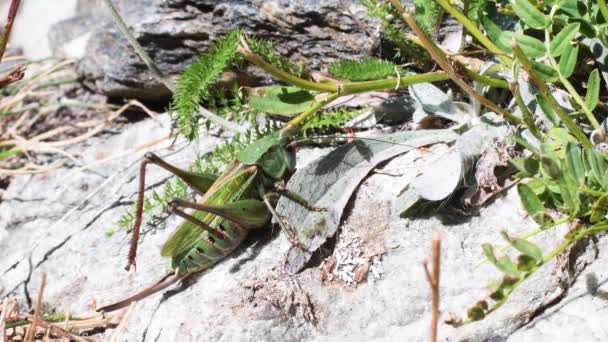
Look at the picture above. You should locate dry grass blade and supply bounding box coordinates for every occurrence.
[0,298,8,341]
[26,272,47,342]
[108,302,136,342]
[24,318,93,342]
[422,230,441,342]
[0,64,25,89]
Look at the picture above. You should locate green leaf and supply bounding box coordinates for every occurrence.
[536,94,559,124]
[237,132,283,165]
[482,243,498,264]
[558,43,578,78]
[532,60,559,82]
[583,148,608,189]
[248,86,315,115]
[518,183,547,224]
[513,239,543,262]
[515,34,547,58]
[547,127,577,146]
[173,30,242,140]
[496,255,521,277]
[586,69,601,111]
[511,0,550,29]
[558,171,581,216]
[328,57,397,81]
[497,31,515,53]
[511,156,539,177]
[540,143,561,179]
[550,23,580,57]
[591,193,608,223]
[565,141,585,185]
[414,0,444,36]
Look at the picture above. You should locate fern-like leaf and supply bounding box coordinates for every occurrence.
[361,0,428,64]
[328,57,397,81]
[172,30,242,140]
[246,35,306,78]
[414,0,444,37]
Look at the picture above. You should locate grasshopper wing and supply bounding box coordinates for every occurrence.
[160,214,208,258]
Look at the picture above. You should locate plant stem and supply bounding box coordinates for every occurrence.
[239,36,338,93]
[511,42,593,147]
[431,0,513,67]
[599,0,608,22]
[281,92,340,137]
[544,18,601,129]
[103,0,173,92]
[0,0,21,63]
[342,71,449,93]
[390,0,522,125]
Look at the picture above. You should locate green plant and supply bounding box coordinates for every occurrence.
[372,0,608,323]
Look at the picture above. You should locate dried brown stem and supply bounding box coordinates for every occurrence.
[0,0,21,62]
[26,272,47,342]
[423,230,441,342]
[388,0,521,125]
[0,63,24,88]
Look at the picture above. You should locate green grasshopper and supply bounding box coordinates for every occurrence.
[97,92,339,312]
[96,30,452,312]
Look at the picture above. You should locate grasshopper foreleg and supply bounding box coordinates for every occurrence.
[273,180,326,212]
[259,186,306,249]
[126,152,218,271]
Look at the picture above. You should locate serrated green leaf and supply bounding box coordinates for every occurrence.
[586,69,601,111]
[518,183,546,224]
[532,60,559,82]
[512,0,550,29]
[515,34,547,58]
[583,148,608,189]
[328,57,396,81]
[591,193,608,223]
[558,43,578,78]
[565,141,584,185]
[550,23,580,56]
[248,86,315,115]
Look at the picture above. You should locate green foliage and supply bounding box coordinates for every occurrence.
[300,107,366,135]
[414,0,444,36]
[361,0,428,63]
[328,57,397,81]
[248,86,315,115]
[246,35,305,78]
[172,30,242,140]
[465,0,487,27]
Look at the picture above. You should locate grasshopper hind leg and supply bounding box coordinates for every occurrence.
[126,152,218,271]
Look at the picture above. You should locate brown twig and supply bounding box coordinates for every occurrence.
[422,230,441,342]
[108,302,136,342]
[0,0,21,62]
[388,0,521,125]
[0,63,25,88]
[26,272,47,342]
[24,317,93,342]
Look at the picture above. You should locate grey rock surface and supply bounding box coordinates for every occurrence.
[0,115,603,341]
[52,0,381,100]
